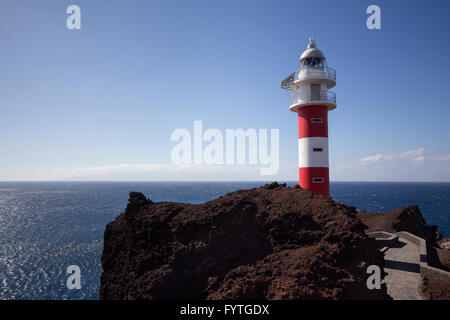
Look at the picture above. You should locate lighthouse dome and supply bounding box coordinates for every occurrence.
[299,37,326,69]
[299,47,324,60]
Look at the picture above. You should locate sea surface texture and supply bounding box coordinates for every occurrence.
[0,182,448,300]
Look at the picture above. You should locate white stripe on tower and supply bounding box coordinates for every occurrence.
[298,137,329,168]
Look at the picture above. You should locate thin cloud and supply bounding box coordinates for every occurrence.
[412,156,426,164]
[70,163,256,175]
[432,155,450,161]
[52,162,298,181]
[354,148,425,166]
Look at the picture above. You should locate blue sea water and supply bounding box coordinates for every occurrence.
[0,181,448,300]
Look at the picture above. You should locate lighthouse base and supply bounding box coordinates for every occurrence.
[299,167,329,196]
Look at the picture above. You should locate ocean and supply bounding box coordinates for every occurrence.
[0,181,448,300]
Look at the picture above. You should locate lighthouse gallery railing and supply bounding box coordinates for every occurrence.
[281,67,336,89]
[288,90,336,106]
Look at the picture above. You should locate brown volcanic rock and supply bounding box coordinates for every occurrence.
[100,183,390,300]
[421,276,450,300]
[436,248,450,271]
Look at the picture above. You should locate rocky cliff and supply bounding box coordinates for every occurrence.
[357,205,441,246]
[100,183,390,300]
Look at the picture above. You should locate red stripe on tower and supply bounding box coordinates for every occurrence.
[281,37,337,197]
[299,167,329,195]
[298,105,328,139]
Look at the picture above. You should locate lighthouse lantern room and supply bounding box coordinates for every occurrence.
[281,37,337,196]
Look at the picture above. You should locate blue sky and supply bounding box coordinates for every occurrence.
[0,0,449,181]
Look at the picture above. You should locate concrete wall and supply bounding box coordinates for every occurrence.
[395,231,450,282]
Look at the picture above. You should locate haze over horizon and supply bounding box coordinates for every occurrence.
[1,0,449,182]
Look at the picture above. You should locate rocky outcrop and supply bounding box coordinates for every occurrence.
[100,183,390,300]
[357,205,440,246]
[421,276,450,300]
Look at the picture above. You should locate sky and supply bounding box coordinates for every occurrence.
[0,0,449,181]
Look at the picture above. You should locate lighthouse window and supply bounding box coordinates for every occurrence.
[313,178,324,183]
[311,118,323,123]
[313,147,323,152]
[301,57,325,69]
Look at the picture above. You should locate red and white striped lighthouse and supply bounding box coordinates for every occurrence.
[281,37,336,196]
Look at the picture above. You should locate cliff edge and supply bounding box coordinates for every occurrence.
[100,183,390,300]
[357,205,441,246]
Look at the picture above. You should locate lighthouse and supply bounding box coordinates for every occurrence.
[281,37,336,196]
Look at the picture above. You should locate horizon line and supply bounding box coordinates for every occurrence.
[0,180,449,183]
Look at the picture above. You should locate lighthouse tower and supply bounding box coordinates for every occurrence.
[281,37,336,196]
